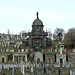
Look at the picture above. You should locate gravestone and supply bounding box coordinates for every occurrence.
[70,69,72,75]
[33,67,38,75]
[64,65,66,69]
[73,68,75,75]
[51,65,55,72]
[44,65,46,73]
[26,49,28,53]
[68,67,70,75]
[31,65,33,73]
[20,61,25,74]
[12,68,14,75]
[58,68,62,75]
[22,65,25,74]
[47,69,51,75]
[41,62,43,67]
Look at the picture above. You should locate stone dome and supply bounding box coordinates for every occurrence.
[32,12,43,25]
[32,18,43,25]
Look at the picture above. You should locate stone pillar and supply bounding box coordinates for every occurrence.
[25,54,27,62]
[13,55,14,62]
[23,65,25,74]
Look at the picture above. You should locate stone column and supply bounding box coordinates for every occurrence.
[13,55,14,62]
[25,54,27,62]
[23,65,25,74]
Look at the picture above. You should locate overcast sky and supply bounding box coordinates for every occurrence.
[0,0,75,34]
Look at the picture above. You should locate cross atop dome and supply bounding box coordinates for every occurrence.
[36,12,39,19]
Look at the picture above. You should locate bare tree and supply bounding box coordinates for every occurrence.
[54,28,64,41]
[64,28,75,49]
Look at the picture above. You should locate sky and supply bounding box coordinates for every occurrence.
[0,0,75,34]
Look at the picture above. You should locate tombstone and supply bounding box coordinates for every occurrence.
[64,65,66,69]
[21,49,24,52]
[68,67,70,75]
[17,45,19,48]
[12,68,14,75]
[20,42,22,44]
[70,69,72,75]
[58,68,62,75]
[12,49,14,52]
[7,65,10,70]
[73,68,75,75]
[51,65,55,72]
[6,49,8,52]
[26,49,28,53]
[22,65,25,74]
[14,69,16,75]
[14,45,16,48]
[41,62,43,67]
[20,61,25,74]
[47,69,51,75]
[18,50,20,52]
[31,65,33,73]
[44,65,46,73]
[48,50,50,52]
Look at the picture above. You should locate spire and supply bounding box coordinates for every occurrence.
[36,12,39,19]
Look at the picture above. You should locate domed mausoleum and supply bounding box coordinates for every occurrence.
[28,12,52,50]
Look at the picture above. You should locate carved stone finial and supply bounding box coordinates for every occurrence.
[36,12,39,19]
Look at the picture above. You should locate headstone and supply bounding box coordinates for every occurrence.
[44,65,46,73]
[21,49,24,52]
[70,70,72,75]
[51,65,55,72]
[7,65,10,70]
[47,69,51,75]
[64,65,66,69]
[26,49,28,53]
[12,68,14,75]
[58,68,62,75]
[14,45,16,48]
[6,49,8,52]
[22,65,25,74]
[68,67,70,75]
[73,68,75,75]
[31,66,33,73]
[20,61,25,74]
[41,62,43,67]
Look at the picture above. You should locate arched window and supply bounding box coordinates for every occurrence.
[37,58,40,64]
